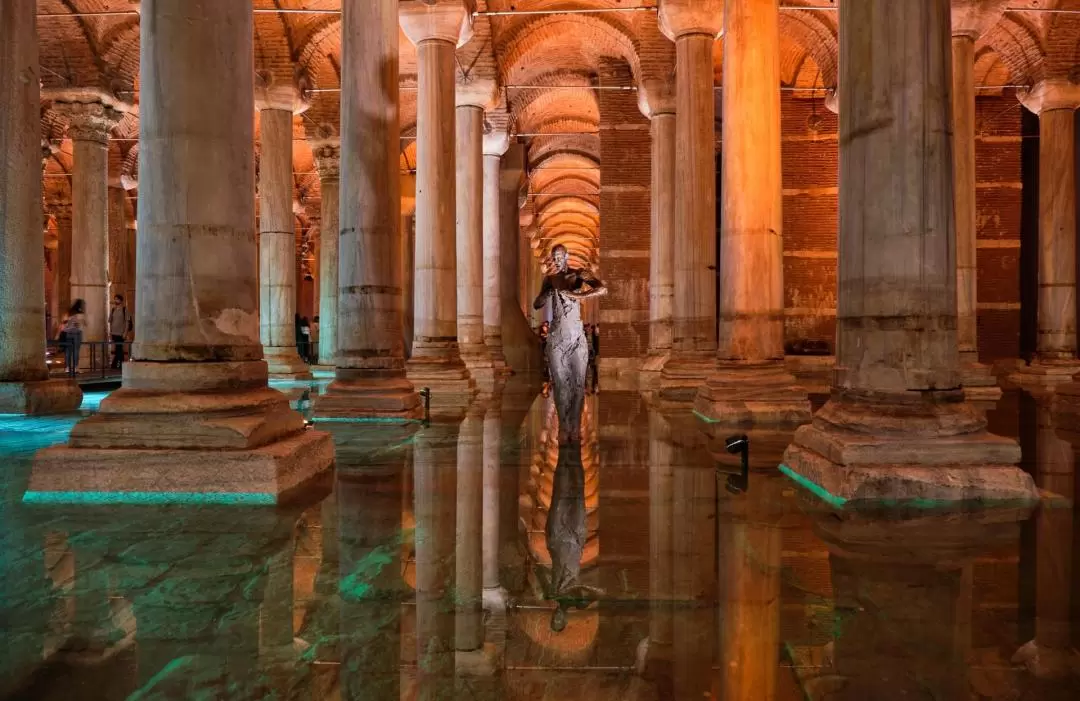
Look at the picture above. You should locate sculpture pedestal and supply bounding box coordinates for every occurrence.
[0,379,83,415]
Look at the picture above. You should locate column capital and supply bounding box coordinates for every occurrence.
[312,138,341,182]
[658,0,723,41]
[638,78,676,119]
[483,127,511,157]
[824,88,840,115]
[456,76,498,109]
[400,0,474,47]
[54,100,125,145]
[254,68,311,114]
[1019,79,1080,115]
[951,0,1010,40]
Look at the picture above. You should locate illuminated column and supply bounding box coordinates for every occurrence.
[951,2,1009,398]
[483,128,512,376]
[401,0,477,414]
[781,0,1035,503]
[55,96,124,366]
[638,80,676,382]
[658,0,722,401]
[456,79,499,385]
[316,0,420,417]
[481,396,506,614]
[312,133,340,369]
[402,175,417,359]
[697,0,810,426]
[0,0,81,414]
[31,0,333,503]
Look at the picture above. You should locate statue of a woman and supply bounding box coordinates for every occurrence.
[532,245,607,443]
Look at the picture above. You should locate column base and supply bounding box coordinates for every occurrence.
[1050,379,1080,434]
[1006,358,1080,389]
[694,361,812,428]
[26,361,333,504]
[455,643,499,677]
[960,359,1002,401]
[484,333,513,378]
[639,351,670,390]
[482,586,508,618]
[780,391,1036,505]
[658,352,715,404]
[0,379,83,415]
[315,372,422,419]
[264,346,313,380]
[407,354,477,416]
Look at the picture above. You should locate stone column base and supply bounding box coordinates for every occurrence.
[1006,359,1080,389]
[1050,381,1080,434]
[315,373,422,419]
[406,362,476,416]
[264,346,313,380]
[958,360,1002,400]
[0,379,83,415]
[658,352,715,404]
[694,362,812,428]
[455,643,499,677]
[639,351,670,391]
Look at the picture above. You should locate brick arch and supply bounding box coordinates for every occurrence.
[97,19,140,90]
[984,11,1047,84]
[498,13,641,86]
[1043,0,1080,78]
[778,7,839,89]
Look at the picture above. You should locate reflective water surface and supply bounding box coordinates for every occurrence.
[1,382,1078,700]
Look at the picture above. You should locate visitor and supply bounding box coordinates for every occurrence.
[311,315,320,361]
[108,294,130,369]
[539,321,550,378]
[59,299,86,376]
[299,316,312,363]
[590,324,600,392]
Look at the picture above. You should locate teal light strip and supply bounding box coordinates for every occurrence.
[778,463,848,509]
[692,409,719,424]
[22,491,276,506]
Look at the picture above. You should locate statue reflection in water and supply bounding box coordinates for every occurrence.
[535,442,604,632]
[532,244,607,444]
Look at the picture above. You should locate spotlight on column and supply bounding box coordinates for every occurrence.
[720,434,750,494]
[419,387,431,425]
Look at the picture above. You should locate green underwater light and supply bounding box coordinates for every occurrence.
[22,491,276,506]
[778,463,848,508]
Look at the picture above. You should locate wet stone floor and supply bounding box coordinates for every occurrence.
[0,379,1078,700]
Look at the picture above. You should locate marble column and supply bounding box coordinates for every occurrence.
[312,135,340,369]
[31,0,333,502]
[499,143,543,372]
[315,0,420,418]
[400,1,477,415]
[697,0,810,427]
[402,176,417,359]
[951,2,1009,399]
[781,0,1035,504]
[658,0,722,402]
[481,395,506,615]
[638,80,676,384]
[0,0,82,414]
[256,76,311,379]
[56,97,124,366]
[107,184,131,306]
[483,129,512,377]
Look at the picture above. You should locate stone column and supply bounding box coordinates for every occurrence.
[312,135,340,369]
[697,0,810,426]
[481,395,506,615]
[483,129,511,376]
[56,97,124,365]
[256,76,311,379]
[1016,80,1080,390]
[638,412,674,683]
[781,0,1035,504]
[638,81,676,382]
[402,176,417,359]
[315,0,420,418]
[400,1,477,414]
[499,143,543,372]
[0,0,81,414]
[658,0,722,402]
[30,0,333,503]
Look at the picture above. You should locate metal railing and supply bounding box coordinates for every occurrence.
[47,339,133,381]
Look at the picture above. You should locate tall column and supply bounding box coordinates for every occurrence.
[402,178,416,359]
[1017,80,1080,390]
[315,0,420,418]
[499,143,543,372]
[400,1,477,415]
[951,3,1009,398]
[481,395,506,615]
[658,0,722,402]
[483,129,511,376]
[639,80,677,382]
[30,0,333,503]
[312,135,340,369]
[55,97,124,366]
[697,0,810,426]
[0,0,81,414]
[256,75,311,379]
[781,0,1036,504]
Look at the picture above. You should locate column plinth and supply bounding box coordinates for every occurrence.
[311,135,340,371]
[316,0,420,418]
[30,0,332,503]
[657,0,723,403]
[781,0,1035,504]
[696,0,810,426]
[483,130,512,378]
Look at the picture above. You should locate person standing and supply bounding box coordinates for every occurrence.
[299,316,312,363]
[60,299,87,376]
[311,315,320,362]
[108,294,130,369]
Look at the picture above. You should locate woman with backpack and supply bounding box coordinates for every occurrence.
[59,299,86,376]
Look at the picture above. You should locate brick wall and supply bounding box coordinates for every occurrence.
[598,61,651,366]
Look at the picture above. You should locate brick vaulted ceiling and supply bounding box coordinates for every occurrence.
[34,0,1080,268]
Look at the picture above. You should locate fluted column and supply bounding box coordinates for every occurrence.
[30,0,333,503]
[697,0,810,426]
[639,80,676,382]
[0,0,81,414]
[55,98,124,365]
[483,129,512,376]
[456,78,499,386]
[312,135,340,369]
[401,1,477,415]
[781,0,1035,504]
[658,0,722,401]
[315,0,420,417]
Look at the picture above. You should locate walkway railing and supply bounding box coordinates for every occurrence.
[47,339,133,381]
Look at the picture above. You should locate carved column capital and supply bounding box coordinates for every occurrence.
[483,126,511,157]
[824,88,840,115]
[456,75,498,109]
[399,0,474,47]
[951,0,1010,40]
[55,100,124,145]
[638,78,676,119]
[254,67,311,114]
[658,0,723,41]
[312,138,341,182]
[1019,79,1080,115]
